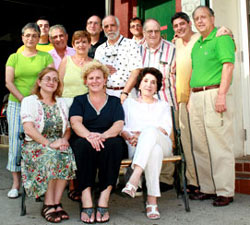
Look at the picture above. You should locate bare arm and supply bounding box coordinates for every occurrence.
[121,68,141,104]
[58,56,67,91]
[101,120,124,139]
[5,66,24,102]
[215,62,234,113]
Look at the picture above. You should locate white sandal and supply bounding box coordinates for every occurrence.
[146,202,160,220]
[121,182,137,198]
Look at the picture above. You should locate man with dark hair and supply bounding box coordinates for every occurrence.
[129,17,144,45]
[189,6,235,207]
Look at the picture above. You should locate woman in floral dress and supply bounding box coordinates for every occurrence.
[20,67,76,223]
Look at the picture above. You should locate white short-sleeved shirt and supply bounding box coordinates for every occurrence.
[95,35,142,88]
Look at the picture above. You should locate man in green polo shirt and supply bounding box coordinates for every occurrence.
[189,6,235,207]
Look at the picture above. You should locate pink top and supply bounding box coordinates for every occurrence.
[49,47,75,69]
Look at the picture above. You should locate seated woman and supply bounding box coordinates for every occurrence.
[121,67,173,220]
[69,61,125,224]
[20,67,76,223]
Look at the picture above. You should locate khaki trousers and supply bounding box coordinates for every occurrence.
[179,103,198,187]
[189,88,235,197]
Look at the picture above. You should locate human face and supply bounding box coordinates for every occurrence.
[86,69,106,93]
[22,28,40,48]
[73,37,91,55]
[49,28,68,50]
[130,20,143,37]
[172,18,192,40]
[37,19,49,37]
[39,71,59,94]
[139,73,157,97]
[103,16,120,41]
[193,7,215,38]
[143,20,161,49]
[86,16,102,36]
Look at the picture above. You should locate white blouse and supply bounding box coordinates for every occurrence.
[20,95,70,141]
[122,98,172,137]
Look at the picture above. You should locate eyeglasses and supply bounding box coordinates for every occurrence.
[145,30,161,35]
[41,77,59,83]
[23,34,39,39]
[130,24,142,29]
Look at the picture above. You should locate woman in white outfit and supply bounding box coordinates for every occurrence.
[121,67,172,220]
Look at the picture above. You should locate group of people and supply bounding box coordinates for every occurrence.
[5,4,236,224]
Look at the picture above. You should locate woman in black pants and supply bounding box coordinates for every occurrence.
[69,61,124,224]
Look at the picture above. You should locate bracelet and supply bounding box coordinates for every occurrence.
[121,91,128,96]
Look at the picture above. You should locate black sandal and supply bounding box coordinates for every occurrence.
[68,190,81,202]
[80,207,95,224]
[96,206,110,223]
[41,204,61,223]
[55,203,69,220]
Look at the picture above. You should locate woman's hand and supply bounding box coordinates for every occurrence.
[49,138,69,151]
[158,127,168,136]
[129,131,141,147]
[86,132,105,151]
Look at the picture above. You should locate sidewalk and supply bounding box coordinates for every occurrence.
[1,146,250,225]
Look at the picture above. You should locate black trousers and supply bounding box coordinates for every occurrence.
[71,136,124,192]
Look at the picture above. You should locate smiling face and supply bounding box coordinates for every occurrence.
[143,20,161,49]
[193,7,215,38]
[86,15,102,36]
[139,73,158,97]
[85,69,106,93]
[38,71,59,94]
[22,28,40,48]
[173,18,192,40]
[49,28,68,50]
[73,37,91,55]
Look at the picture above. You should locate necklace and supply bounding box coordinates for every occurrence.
[74,55,89,66]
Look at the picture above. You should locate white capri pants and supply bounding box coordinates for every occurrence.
[127,127,172,197]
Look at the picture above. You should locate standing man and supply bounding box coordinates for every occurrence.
[129,17,145,45]
[86,15,106,58]
[17,17,54,52]
[122,18,176,191]
[94,15,142,98]
[171,12,200,194]
[189,6,235,206]
[48,25,75,69]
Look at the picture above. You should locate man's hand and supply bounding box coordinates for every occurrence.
[216,26,233,38]
[106,65,117,75]
[215,93,227,113]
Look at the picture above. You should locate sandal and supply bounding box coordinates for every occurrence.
[145,202,160,220]
[55,203,69,220]
[121,182,137,198]
[96,206,109,223]
[41,204,61,223]
[80,207,95,224]
[68,189,81,202]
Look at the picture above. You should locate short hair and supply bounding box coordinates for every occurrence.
[72,30,91,46]
[143,18,161,31]
[21,23,40,36]
[82,60,109,83]
[130,17,144,26]
[32,67,62,101]
[49,25,67,37]
[192,6,215,19]
[36,16,49,24]
[171,12,190,24]
[102,15,120,28]
[135,67,163,92]
[86,15,102,25]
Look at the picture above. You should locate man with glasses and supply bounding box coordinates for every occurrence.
[123,18,176,192]
[86,15,106,58]
[129,17,144,45]
[17,17,54,53]
[48,25,75,69]
[94,15,142,98]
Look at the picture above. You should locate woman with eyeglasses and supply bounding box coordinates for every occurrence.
[20,67,76,223]
[5,22,53,199]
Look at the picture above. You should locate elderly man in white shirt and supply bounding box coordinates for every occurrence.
[94,15,142,98]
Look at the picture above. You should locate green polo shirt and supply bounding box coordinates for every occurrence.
[190,27,235,88]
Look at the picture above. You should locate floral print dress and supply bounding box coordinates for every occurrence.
[21,101,76,198]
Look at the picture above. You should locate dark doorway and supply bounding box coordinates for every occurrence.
[0,0,105,103]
